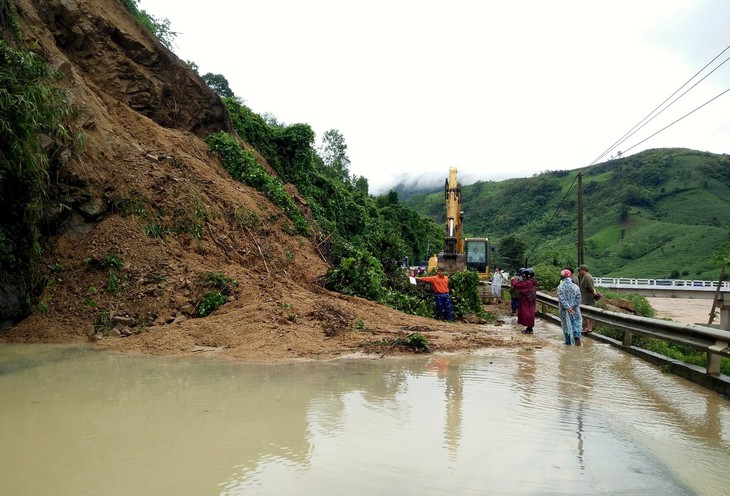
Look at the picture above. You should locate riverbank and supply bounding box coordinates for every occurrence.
[646,297,715,326]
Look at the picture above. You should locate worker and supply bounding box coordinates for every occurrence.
[417,268,453,321]
[491,266,505,304]
[557,269,582,346]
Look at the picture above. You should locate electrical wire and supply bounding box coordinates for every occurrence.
[603,55,730,160]
[620,85,730,155]
[589,43,730,165]
[517,44,730,268]
[523,174,579,266]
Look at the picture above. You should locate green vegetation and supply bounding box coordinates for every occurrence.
[205,131,309,234]
[195,272,238,317]
[207,272,239,292]
[597,325,730,376]
[404,148,730,281]
[448,270,490,320]
[11,1,726,333]
[202,73,234,98]
[83,251,124,295]
[205,95,449,320]
[93,311,112,334]
[121,0,177,50]
[381,333,431,356]
[401,333,430,352]
[0,32,78,318]
[196,291,227,317]
[324,250,386,301]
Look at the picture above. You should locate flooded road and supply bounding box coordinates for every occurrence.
[1,326,728,495]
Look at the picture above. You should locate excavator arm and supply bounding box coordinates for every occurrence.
[427,167,490,280]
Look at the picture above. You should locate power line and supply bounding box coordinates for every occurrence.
[520,44,730,268]
[590,43,730,165]
[523,174,579,266]
[608,54,730,158]
[621,85,730,155]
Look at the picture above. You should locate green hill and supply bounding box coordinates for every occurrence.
[403,148,730,279]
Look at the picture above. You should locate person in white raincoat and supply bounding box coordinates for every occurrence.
[557,269,583,346]
[491,266,504,303]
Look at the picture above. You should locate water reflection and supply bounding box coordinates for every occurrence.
[556,343,589,473]
[427,356,463,459]
[0,342,728,496]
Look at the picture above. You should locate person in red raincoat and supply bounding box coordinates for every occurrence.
[512,268,537,334]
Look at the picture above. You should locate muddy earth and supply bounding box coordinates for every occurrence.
[1,0,546,361]
[3,1,706,363]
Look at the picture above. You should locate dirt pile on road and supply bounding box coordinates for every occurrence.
[0,0,529,360]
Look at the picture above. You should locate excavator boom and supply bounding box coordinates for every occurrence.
[428,167,489,279]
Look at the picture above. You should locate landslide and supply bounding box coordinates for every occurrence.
[1,0,527,360]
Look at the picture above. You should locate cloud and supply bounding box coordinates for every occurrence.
[140,0,730,194]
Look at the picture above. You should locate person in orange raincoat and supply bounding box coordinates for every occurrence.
[417,268,453,321]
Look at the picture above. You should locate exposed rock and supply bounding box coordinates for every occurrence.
[111,315,135,326]
[0,284,23,323]
[78,197,107,220]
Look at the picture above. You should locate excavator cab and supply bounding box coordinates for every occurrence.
[465,238,489,280]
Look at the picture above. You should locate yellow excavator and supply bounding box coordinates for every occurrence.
[427,167,490,281]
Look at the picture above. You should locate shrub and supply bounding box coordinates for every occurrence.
[323,249,386,301]
[197,291,227,317]
[449,270,485,319]
[207,272,238,293]
[206,131,308,234]
[0,39,77,316]
[121,0,177,50]
[402,333,430,352]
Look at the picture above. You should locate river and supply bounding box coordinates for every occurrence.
[1,322,728,495]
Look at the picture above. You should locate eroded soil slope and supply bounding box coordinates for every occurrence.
[1,0,533,360]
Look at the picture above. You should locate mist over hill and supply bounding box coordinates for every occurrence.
[381,169,514,200]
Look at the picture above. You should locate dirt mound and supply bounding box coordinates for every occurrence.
[1,0,532,361]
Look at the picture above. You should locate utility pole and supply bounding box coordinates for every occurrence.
[708,265,725,326]
[577,173,584,266]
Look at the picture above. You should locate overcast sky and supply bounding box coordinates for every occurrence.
[139,0,730,193]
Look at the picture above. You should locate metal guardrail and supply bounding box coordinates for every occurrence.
[536,292,730,381]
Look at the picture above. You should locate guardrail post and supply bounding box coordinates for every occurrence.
[622,330,633,347]
[707,293,730,376]
[720,293,730,332]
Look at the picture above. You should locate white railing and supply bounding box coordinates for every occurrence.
[593,277,730,291]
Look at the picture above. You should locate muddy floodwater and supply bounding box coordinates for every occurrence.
[1,326,729,495]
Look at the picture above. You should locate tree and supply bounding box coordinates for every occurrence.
[318,129,350,182]
[185,60,199,75]
[352,175,369,195]
[619,205,630,223]
[121,0,177,50]
[497,235,526,271]
[202,73,234,98]
[376,190,399,207]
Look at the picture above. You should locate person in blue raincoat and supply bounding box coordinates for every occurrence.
[557,269,583,346]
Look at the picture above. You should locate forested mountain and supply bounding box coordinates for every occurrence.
[404,148,730,279]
